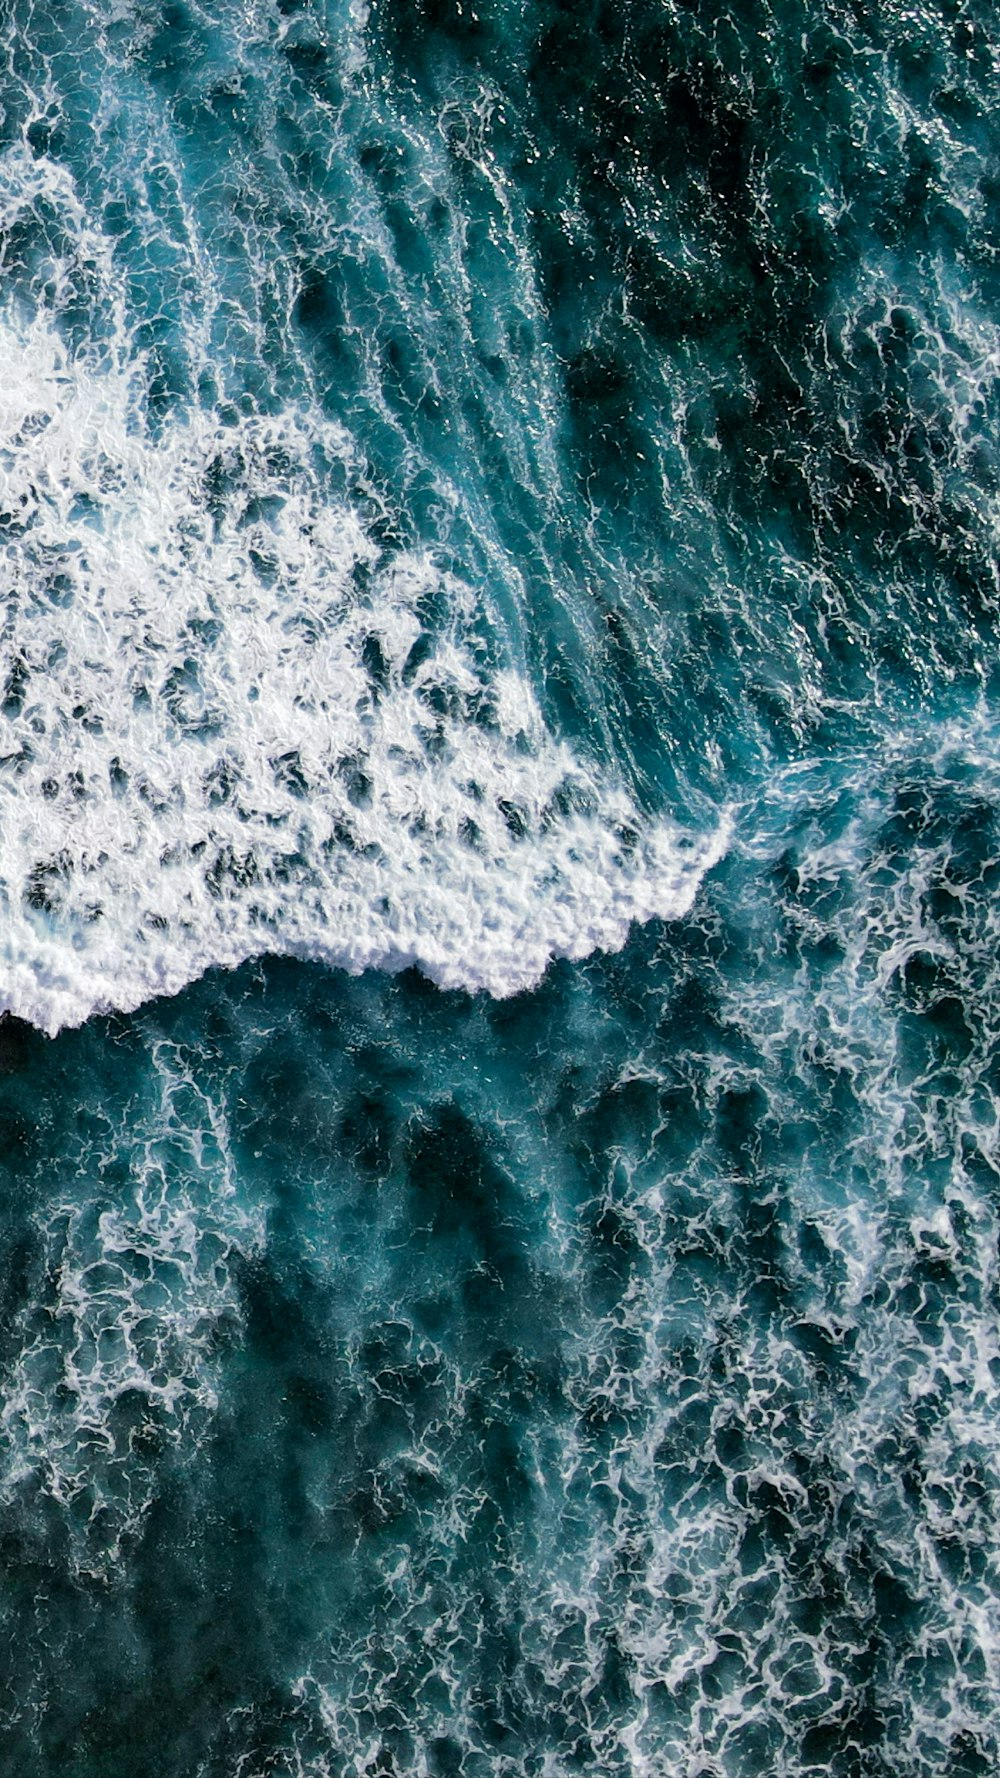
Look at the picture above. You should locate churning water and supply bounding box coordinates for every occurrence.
[0,2,999,1774]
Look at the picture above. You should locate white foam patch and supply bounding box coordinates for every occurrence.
[0,294,725,1035]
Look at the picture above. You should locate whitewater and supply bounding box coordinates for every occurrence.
[0,149,721,1032]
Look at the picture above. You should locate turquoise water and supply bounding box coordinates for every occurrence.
[0,1,999,1772]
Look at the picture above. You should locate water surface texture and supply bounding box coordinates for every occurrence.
[0,1,999,1773]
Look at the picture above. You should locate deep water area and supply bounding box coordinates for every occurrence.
[0,0,999,1773]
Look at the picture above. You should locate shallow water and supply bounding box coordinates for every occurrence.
[0,2,999,1773]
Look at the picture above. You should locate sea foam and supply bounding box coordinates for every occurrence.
[0,274,725,1034]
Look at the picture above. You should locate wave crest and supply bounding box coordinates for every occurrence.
[0,301,724,1032]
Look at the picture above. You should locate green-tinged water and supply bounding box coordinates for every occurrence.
[0,2,998,1773]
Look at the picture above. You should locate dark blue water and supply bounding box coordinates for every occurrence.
[0,1,999,1772]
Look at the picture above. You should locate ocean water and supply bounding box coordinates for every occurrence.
[0,0,999,1772]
